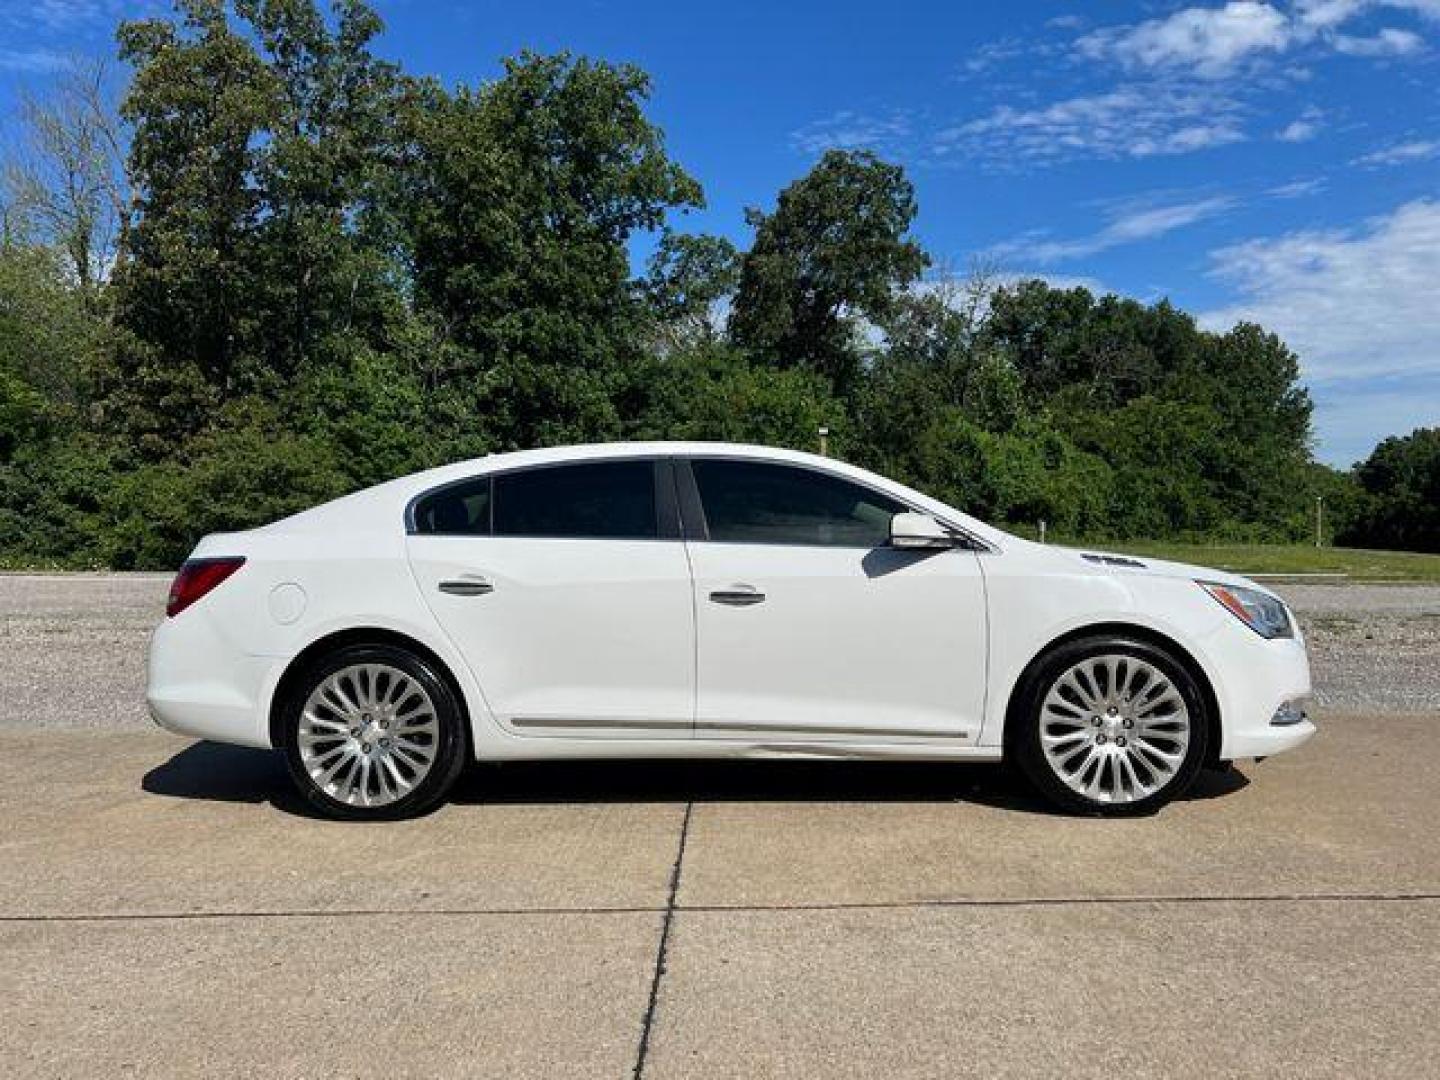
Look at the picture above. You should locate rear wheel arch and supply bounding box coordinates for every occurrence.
[268,627,472,754]
[1001,622,1222,767]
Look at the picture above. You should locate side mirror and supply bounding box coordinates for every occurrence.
[889,512,956,550]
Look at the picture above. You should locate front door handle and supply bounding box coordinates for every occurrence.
[709,586,766,607]
[439,578,494,597]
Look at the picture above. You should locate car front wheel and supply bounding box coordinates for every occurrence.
[1013,636,1209,816]
[280,643,468,820]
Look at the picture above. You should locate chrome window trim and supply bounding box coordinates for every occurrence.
[403,448,1000,554]
[404,455,679,541]
[679,453,998,554]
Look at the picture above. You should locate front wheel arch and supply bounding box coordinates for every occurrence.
[268,627,472,754]
[1001,622,1222,768]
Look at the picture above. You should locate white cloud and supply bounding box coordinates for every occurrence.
[1295,0,1368,30]
[1267,177,1328,197]
[937,86,1246,166]
[1202,199,1440,462]
[1382,0,1440,19]
[1201,199,1440,384]
[1077,2,1294,77]
[0,47,68,71]
[960,38,1030,76]
[4,1,120,31]
[1300,0,1440,25]
[790,110,912,155]
[1277,109,1324,141]
[1352,138,1440,165]
[1077,0,1430,78]
[1309,376,1440,464]
[988,196,1236,264]
[913,1,1432,170]
[1332,26,1426,52]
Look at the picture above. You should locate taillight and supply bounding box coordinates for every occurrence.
[166,557,246,617]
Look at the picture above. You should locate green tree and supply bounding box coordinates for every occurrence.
[620,341,841,450]
[106,0,408,452]
[404,51,702,449]
[983,280,1315,540]
[0,243,103,439]
[107,0,279,448]
[641,230,738,352]
[730,149,928,393]
[983,282,1207,407]
[1342,428,1440,553]
[234,0,409,384]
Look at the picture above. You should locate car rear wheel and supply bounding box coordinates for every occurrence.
[1012,635,1209,816]
[280,643,467,820]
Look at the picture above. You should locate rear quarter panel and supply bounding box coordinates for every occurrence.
[192,528,502,755]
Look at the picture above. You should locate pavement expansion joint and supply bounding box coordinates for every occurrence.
[4,891,1439,925]
[631,800,694,1080]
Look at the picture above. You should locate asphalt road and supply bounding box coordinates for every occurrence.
[2,573,1438,1078]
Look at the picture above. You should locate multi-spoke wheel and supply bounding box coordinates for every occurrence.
[1012,636,1209,815]
[280,644,467,820]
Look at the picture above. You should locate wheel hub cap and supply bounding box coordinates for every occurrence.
[297,664,440,808]
[1039,654,1191,805]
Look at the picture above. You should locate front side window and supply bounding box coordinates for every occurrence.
[692,459,905,547]
[493,460,658,539]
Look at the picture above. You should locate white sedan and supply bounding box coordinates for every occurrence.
[147,441,1314,819]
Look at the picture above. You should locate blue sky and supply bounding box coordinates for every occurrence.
[3,1,1438,465]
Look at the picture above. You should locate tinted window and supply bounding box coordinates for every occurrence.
[693,460,905,547]
[494,461,658,539]
[412,478,492,535]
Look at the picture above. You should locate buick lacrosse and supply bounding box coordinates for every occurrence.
[148,442,1313,819]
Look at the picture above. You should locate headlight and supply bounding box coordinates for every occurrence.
[1198,581,1294,639]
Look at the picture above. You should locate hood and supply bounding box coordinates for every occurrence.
[1058,546,1277,598]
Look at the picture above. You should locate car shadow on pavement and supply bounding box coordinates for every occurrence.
[142,741,314,813]
[142,740,1249,819]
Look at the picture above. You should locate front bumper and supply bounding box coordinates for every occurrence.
[1209,625,1317,761]
[1225,705,1316,759]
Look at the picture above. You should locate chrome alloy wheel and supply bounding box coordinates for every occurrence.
[298,663,440,808]
[1038,653,1192,805]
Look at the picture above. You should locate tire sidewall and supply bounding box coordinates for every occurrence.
[280,643,468,820]
[1013,636,1210,816]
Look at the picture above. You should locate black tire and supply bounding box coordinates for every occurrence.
[280,643,468,820]
[1010,635,1210,817]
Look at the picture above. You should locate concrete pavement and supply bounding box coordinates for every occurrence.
[3,714,1437,1078]
[6,913,658,1080]
[646,901,1440,1080]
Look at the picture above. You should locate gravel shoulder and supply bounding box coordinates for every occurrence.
[1267,581,1440,713]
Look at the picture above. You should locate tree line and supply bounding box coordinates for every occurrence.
[0,0,1433,568]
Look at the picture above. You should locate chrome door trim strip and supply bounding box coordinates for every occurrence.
[508,716,970,740]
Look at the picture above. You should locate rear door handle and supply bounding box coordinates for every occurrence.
[439,578,494,597]
[709,586,766,607]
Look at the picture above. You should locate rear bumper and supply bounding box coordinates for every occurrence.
[146,615,277,748]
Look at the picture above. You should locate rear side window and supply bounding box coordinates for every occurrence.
[493,461,658,539]
[692,460,905,547]
[412,477,492,535]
